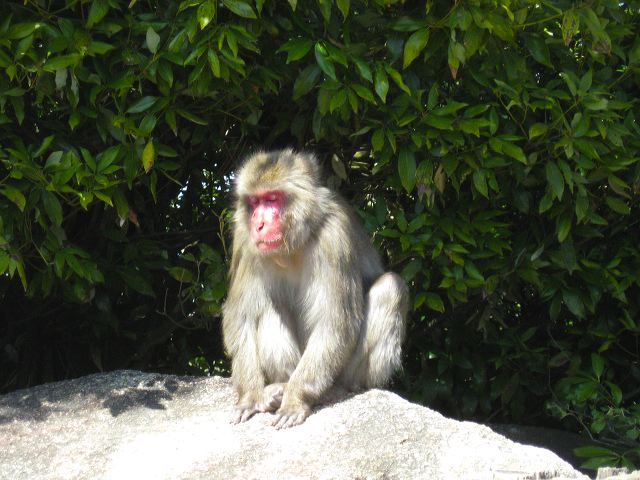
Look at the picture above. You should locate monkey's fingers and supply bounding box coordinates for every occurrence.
[231,406,258,424]
[271,408,309,429]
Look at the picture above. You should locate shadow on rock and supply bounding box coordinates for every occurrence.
[0,371,199,423]
[102,377,182,416]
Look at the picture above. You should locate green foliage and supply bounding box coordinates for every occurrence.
[0,0,638,468]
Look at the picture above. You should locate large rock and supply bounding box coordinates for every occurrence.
[0,370,603,479]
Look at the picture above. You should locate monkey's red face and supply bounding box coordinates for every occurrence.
[247,191,285,252]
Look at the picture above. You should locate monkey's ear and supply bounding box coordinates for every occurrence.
[293,150,323,184]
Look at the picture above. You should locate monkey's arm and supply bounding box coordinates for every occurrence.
[273,266,363,428]
[222,253,268,423]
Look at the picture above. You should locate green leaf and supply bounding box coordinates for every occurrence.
[473,170,488,198]
[42,191,64,226]
[401,259,422,280]
[525,34,552,67]
[15,256,27,291]
[329,89,347,113]
[464,262,485,282]
[43,54,82,72]
[178,0,201,13]
[168,266,196,283]
[198,0,216,29]
[317,0,332,22]
[223,0,256,19]
[292,65,321,100]
[138,114,157,136]
[277,38,313,63]
[574,446,618,458]
[354,59,372,83]
[391,16,428,32]
[97,146,121,172]
[562,9,580,46]
[142,140,155,173]
[126,96,158,114]
[0,186,26,211]
[579,69,592,93]
[529,123,547,139]
[425,292,445,313]
[502,143,527,164]
[591,353,604,380]
[556,212,572,242]
[87,0,109,28]
[331,155,347,180]
[403,28,429,69]
[7,23,38,40]
[538,189,553,214]
[606,381,622,405]
[88,41,115,55]
[398,149,416,193]
[605,196,630,215]
[374,64,389,103]
[336,0,350,20]
[432,101,467,116]
[165,110,178,137]
[34,135,55,157]
[176,109,208,125]
[146,27,161,54]
[545,162,564,201]
[424,115,454,130]
[371,129,384,152]
[351,84,375,104]
[112,188,130,220]
[563,289,585,318]
[575,193,589,222]
[207,49,221,77]
[385,66,411,95]
[94,191,113,206]
[120,269,155,297]
[581,7,611,54]
[315,42,337,81]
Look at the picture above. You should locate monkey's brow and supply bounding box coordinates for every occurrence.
[253,160,283,181]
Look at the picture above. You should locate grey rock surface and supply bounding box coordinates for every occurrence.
[0,370,610,479]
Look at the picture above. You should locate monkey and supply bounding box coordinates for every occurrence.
[222,149,409,429]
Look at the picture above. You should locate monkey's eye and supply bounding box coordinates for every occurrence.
[264,192,280,203]
[247,196,259,209]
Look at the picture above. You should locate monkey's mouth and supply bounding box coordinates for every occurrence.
[256,238,284,251]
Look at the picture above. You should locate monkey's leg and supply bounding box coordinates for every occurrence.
[231,305,301,424]
[342,272,408,389]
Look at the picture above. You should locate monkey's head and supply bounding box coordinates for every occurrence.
[234,149,328,255]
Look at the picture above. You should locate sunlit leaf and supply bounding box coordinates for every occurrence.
[146,27,160,54]
[403,28,429,69]
[142,139,155,173]
[0,186,26,211]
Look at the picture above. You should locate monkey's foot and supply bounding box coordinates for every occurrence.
[271,404,311,429]
[256,383,284,413]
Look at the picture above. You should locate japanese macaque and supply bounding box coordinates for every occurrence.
[222,149,408,429]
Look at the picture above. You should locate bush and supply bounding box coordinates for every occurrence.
[0,0,638,468]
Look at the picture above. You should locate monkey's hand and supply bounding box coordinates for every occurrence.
[271,400,311,429]
[231,384,285,424]
[231,398,260,424]
[256,383,284,412]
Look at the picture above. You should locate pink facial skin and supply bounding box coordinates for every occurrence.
[248,191,285,251]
